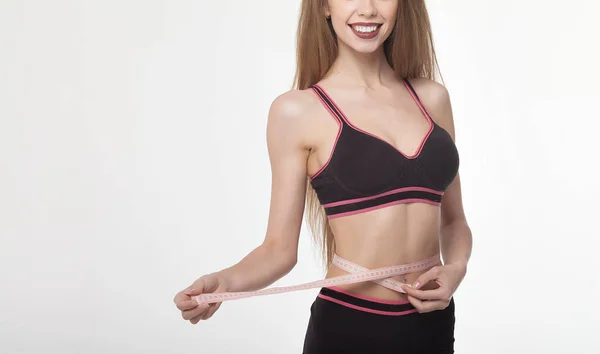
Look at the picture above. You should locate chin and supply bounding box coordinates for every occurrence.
[340,39,385,54]
[351,43,383,54]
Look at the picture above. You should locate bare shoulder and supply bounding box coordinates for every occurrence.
[407,77,456,139]
[266,88,321,149]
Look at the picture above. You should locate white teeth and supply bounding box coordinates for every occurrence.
[352,25,378,33]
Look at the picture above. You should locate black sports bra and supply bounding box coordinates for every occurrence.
[308,78,460,219]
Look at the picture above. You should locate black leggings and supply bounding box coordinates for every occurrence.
[302,287,456,354]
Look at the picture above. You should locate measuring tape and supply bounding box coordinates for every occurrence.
[194,253,440,304]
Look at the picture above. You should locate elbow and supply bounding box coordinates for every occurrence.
[263,238,298,275]
[280,255,297,278]
[278,247,298,275]
[287,252,298,269]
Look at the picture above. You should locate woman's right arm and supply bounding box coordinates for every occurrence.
[174,90,313,323]
[216,90,312,292]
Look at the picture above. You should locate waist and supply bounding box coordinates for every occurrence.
[194,253,440,304]
[326,251,441,301]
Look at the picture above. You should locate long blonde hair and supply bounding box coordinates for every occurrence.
[292,0,442,267]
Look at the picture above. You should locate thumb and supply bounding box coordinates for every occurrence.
[184,285,204,297]
[412,266,440,290]
[185,274,220,296]
[184,278,208,297]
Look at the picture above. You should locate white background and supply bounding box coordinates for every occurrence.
[1,0,599,353]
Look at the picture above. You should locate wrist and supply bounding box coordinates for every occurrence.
[213,270,233,292]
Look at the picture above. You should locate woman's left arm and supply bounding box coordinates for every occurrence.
[402,78,473,313]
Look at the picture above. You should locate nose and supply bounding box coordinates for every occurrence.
[357,0,377,17]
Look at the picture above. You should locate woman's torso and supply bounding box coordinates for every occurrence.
[303,78,459,301]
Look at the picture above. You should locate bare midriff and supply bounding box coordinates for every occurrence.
[325,202,442,301]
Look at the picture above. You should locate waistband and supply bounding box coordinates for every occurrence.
[317,286,418,316]
[194,253,441,304]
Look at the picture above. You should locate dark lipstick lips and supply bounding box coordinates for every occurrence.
[349,23,382,40]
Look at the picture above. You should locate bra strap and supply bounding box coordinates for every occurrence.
[309,84,348,126]
[403,78,434,120]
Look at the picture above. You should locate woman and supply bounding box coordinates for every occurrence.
[174,0,472,352]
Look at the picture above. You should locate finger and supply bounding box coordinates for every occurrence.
[174,291,199,311]
[406,294,422,310]
[201,302,222,320]
[189,303,216,324]
[418,299,450,313]
[406,295,449,313]
[176,298,199,311]
[190,311,204,324]
[184,282,206,296]
[178,279,209,310]
[182,302,210,321]
[402,284,447,301]
[412,266,440,289]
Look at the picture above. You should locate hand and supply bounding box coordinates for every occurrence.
[173,272,229,324]
[401,262,466,313]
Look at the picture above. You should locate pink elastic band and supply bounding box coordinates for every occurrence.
[194,253,440,304]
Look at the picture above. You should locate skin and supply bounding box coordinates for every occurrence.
[174,0,473,324]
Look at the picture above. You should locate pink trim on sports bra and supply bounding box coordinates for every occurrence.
[322,186,443,208]
[311,80,434,163]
